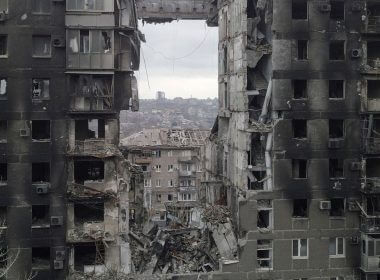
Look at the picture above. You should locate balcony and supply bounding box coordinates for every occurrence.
[363,137,380,154]
[69,96,114,113]
[361,232,380,272]
[67,140,118,157]
[361,178,380,194]
[361,216,380,233]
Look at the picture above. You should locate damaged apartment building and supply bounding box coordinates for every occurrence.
[121,128,209,226]
[0,0,140,279]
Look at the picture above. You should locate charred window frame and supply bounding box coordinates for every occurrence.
[74,160,104,184]
[293,80,307,99]
[32,36,51,58]
[32,79,50,100]
[32,247,50,270]
[329,159,344,178]
[297,40,308,60]
[0,78,7,99]
[74,243,105,272]
[329,41,345,60]
[0,207,6,228]
[330,1,345,21]
[293,119,307,139]
[292,159,308,179]
[329,119,345,139]
[0,163,6,185]
[329,80,344,99]
[0,121,6,142]
[330,198,345,217]
[366,158,380,178]
[293,199,308,218]
[75,119,105,140]
[0,35,8,57]
[74,202,104,224]
[31,120,51,141]
[32,162,50,183]
[32,0,51,14]
[32,205,50,227]
[168,194,173,201]
[292,0,308,20]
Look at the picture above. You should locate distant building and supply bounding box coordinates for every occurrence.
[156,91,166,100]
[121,128,209,226]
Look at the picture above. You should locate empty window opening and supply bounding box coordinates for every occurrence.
[292,0,307,19]
[32,36,51,57]
[293,80,307,99]
[248,171,265,190]
[293,199,308,218]
[32,0,51,14]
[292,239,308,258]
[32,120,50,141]
[257,240,272,269]
[329,237,345,257]
[330,198,345,216]
[0,164,6,184]
[168,194,173,201]
[293,120,307,139]
[367,80,380,99]
[0,121,5,142]
[0,247,6,269]
[329,41,345,60]
[366,158,380,178]
[74,243,104,272]
[329,119,344,138]
[330,159,344,178]
[329,80,344,99]
[292,159,308,179]
[0,36,7,56]
[0,78,7,99]
[32,205,49,227]
[257,210,272,229]
[75,119,105,140]
[366,197,380,215]
[32,247,50,270]
[0,207,6,227]
[32,79,50,100]
[74,202,104,224]
[74,161,104,184]
[297,40,308,60]
[330,1,344,20]
[32,162,50,183]
[367,41,380,62]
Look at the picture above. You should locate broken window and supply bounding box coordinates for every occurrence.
[330,198,345,216]
[32,120,50,141]
[293,199,308,218]
[257,200,272,229]
[32,247,50,270]
[74,160,104,184]
[0,121,5,142]
[330,1,344,21]
[297,40,308,60]
[0,207,6,227]
[32,0,51,14]
[70,30,112,54]
[292,239,308,258]
[329,41,345,60]
[366,158,380,178]
[32,163,50,183]
[366,196,380,215]
[248,170,265,190]
[74,243,105,272]
[293,80,307,99]
[32,79,50,100]
[257,240,272,270]
[0,0,8,13]
[168,194,173,201]
[329,119,344,139]
[367,80,380,99]
[67,0,105,11]
[329,159,344,178]
[367,41,380,62]
[80,30,90,53]
[293,120,307,139]
[292,0,307,20]
[32,205,49,227]
[292,159,308,179]
[74,202,104,224]
[0,78,7,99]
[0,164,6,185]
[32,36,51,57]
[75,119,105,140]
[0,36,7,56]
[329,237,345,257]
[329,80,344,99]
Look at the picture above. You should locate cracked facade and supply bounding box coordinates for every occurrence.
[0,0,140,278]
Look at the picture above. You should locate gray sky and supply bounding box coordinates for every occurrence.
[136,20,218,99]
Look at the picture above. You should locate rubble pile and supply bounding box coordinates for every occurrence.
[129,223,219,275]
[201,205,231,224]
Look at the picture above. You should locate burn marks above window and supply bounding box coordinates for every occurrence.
[74,202,104,224]
[292,159,308,179]
[329,119,344,139]
[293,119,307,139]
[293,199,308,218]
[74,160,104,184]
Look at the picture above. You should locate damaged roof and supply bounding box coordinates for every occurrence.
[121,128,210,148]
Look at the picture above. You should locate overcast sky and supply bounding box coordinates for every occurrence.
[136,20,218,99]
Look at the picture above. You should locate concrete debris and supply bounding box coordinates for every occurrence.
[201,205,231,225]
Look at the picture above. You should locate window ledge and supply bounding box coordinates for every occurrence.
[329,255,345,259]
[329,216,345,220]
[292,257,308,260]
[0,182,7,186]
[0,55,8,59]
[32,139,51,142]
[31,225,50,229]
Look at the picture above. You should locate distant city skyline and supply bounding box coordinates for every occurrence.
[136,20,218,99]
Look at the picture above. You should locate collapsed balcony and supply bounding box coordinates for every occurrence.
[68,74,114,113]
